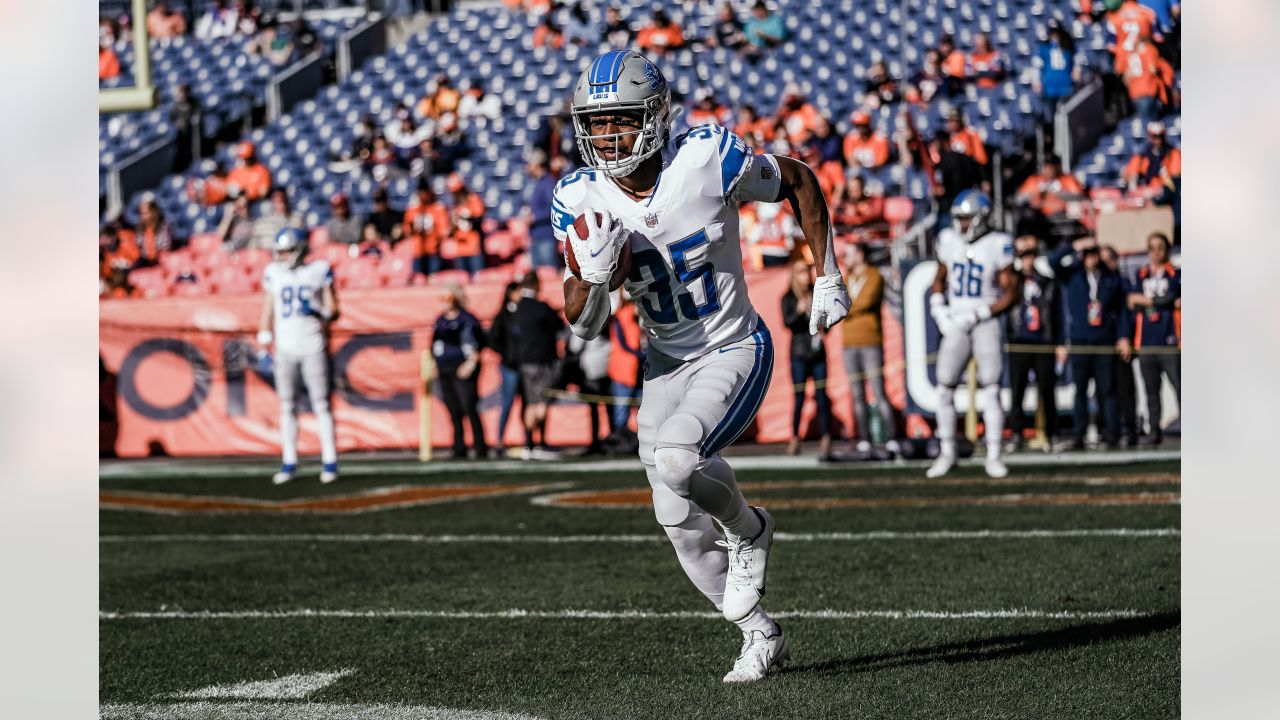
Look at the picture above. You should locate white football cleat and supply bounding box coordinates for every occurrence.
[320,463,338,484]
[984,456,1008,478]
[926,452,955,479]
[723,626,790,683]
[722,507,774,623]
[272,465,296,485]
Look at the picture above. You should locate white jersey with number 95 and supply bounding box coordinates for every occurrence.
[935,228,1015,311]
[263,259,334,356]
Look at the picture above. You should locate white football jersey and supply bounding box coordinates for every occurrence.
[262,259,335,356]
[936,228,1014,310]
[555,123,782,361]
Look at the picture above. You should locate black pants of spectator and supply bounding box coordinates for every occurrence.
[439,367,487,456]
[1139,352,1182,436]
[582,376,614,446]
[1007,348,1058,440]
[1070,353,1118,445]
[790,354,831,438]
[1115,356,1139,443]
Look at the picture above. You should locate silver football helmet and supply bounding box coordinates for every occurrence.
[572,50,672,177]
[951,189,993,244]
[273,226,308,267]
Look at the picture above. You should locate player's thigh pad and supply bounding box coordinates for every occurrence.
[299,352,332,411]
[934,332,971,388]
[971,320,1006,387]
[275,353,302,407]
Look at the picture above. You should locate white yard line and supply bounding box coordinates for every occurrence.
[100,528,1181,544]
[172,669,354,700]
[101,702,547,720]
[99,608,1160,621]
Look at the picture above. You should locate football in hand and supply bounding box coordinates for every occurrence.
[566,212,631,290]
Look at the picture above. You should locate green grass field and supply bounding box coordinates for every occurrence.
[100,454,1180,719]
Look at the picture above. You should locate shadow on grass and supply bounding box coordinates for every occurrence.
[782,612,1181,676]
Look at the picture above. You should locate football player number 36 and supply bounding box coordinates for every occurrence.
[950,261,984,298]
[630,229,720,324]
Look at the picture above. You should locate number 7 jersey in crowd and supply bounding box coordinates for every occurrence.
[553,123,783,362]
[262,259,335,356]
[935,227,1015,310]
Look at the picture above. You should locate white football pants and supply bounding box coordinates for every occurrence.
[275,351,337,466]
[934,317,1005,455]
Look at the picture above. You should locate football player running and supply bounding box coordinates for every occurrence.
[927,190,1021,479]
[258,227,341,485]
[557,50,851,683]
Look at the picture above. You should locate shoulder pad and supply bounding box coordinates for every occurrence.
[554,167,597,207]
[673,123,729,169]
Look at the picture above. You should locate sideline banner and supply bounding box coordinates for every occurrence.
[99,269,906,457]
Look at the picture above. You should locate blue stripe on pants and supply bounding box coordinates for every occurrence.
[700,321,775,456]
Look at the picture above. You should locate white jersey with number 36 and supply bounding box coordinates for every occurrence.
[554,123,782,361]
[936,228,1014,311]
[263,259,334,356]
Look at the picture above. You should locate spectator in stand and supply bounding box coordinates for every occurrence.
[563,3,597,46]
[188,160,230,206]
[608,293,644,432]
[1106,0,1160,69]
[432,113,470,176]
[252,187,299,249]
[1101,244,1139,446]
[687,88,733,127]
[862,61,899,109]
[488,282,527,452]
[326,194,364,248]
[636,8,685,55]
[944,108,989,165]
[100,222,140,290]
[967,33,1009,90]
[743,1,786,58]
[195,0,238,41]
[800,143,844,208]
[929,131,984,231]
[417,74,461,121]
[365,189,402,244]
[447,174,486,277]
[937,35,968,95]
[741,201,798,268]
[836,176,887,240]
[404,179,449,276]
[288,16,320,57]
[1122,120,1180,200]
[100,17,119,48]
[347,114,378,163]
[218,194,255,251]
[840,243,895,452]
[169,84,201,172]
[533,15,565,50]
[1014,153,1085,238]
[135,194,174,265]
[603,5,632,49]
[227,141,271,201]
[1126,231,1181,444]
[147,2,187,42]
[807,116,843,166]
[568,325,614,454]
[733,104,774,148]
[457,79,501,123]
[513,273,564,456]
[782,261,833,458]
[99,40,120,82]
[777,83,822,146]
[365,133,398,174]
[1033,23,1085,127]
[533,101,581,167]
[431,283,489,460]
[1005,237,1061,450]
[1048,237,1131,449]
[912,49,947,104]
[386,110,432,170]
[248,18,294,67]
[707,3,746,51]
[525,151,561,270]
[843,110,891,171]
[1122,37,1175,122]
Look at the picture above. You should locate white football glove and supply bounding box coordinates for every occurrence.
[569,209,629,286]
[930,293,960,337]
[950,304,993,334]
[810,273,852,335]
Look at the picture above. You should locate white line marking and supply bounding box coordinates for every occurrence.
[99,608,1160,621]
[99,528,1181,544]
[101,702,547,720]
[172,669,354,700]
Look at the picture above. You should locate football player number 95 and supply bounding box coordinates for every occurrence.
[630,229,720,324]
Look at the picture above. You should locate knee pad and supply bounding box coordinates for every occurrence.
[978,384,1001,409]
[653,413,704,496]
[936,385,956,405]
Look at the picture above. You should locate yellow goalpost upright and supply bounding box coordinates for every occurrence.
[99,0,159,114]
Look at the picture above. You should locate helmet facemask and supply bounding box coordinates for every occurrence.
[573,95,669,177]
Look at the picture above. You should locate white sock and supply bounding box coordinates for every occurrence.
[980,385,1004,460]
[314,399,337,465]
[734,606,778,637]
[662,513,728,609]
[936,385,957,456]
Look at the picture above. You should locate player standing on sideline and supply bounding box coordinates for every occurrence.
[258,227,341,484]
[927,190,1021,479]
[557,50,850,682]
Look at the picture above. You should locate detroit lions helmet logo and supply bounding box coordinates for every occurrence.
[643,62,666,91]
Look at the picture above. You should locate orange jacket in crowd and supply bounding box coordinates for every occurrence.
[227,163,271,201]
[734,118,776,145]
[942,49,967,78]
[1123,41,1174,103]
[532,24,564,50]
[813,160,845,201]
[949,127,989,165]
[967,49,1007,89]
[448,193,486,258]
[99,47,120,81]
[687,105,732,127]
[1106,0,1158,68]
[608,302,643,387]
[101,230,140,276]
[780,103,822,145]
[1016,173,1084,216]
[417,86,462,119]
[1123,147,1181,195]
[636,25,685,52]
[404,200,450,257]
[147,8,187,39]
[837,194,887,232]
[843,131,891,169]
